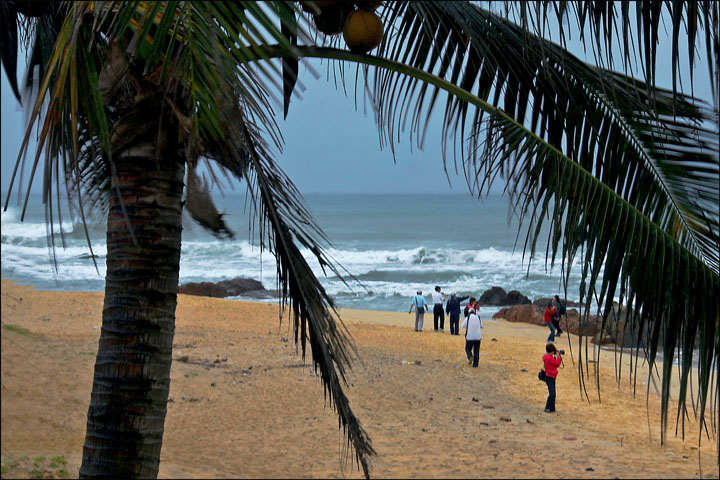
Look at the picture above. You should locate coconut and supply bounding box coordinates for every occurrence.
[343,9,384,54]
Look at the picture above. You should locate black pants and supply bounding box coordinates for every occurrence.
[552,317,562,334]
[544,376,556,412]
[465,339,481,367]
[449,312,460,335]
[433,304,445,330]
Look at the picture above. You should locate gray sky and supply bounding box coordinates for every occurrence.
[1,58,466,196]
[1,9,714,197]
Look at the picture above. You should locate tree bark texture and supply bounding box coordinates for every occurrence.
[80,153,185,478]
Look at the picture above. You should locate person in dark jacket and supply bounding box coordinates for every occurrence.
[445,292,470,335]
[551,295,565,336]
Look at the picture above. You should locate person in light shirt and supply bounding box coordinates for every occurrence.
[409,290,428,332]
[461,308,484,367]
[431,285,446,332]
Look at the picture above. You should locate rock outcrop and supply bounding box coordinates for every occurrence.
[179,278,278,299]
[492,305,602,337]
[216,278,264,297]
[178,281,227,298]
[478,287,531,306]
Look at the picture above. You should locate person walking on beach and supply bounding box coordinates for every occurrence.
[461,307,484,367]
[431,285,446,332]
[551,295,565,336]
[445,292,469,335]
[409,290,428,332]
[542,343,564,412]
[544,303,558,342]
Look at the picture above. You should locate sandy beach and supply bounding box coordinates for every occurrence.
[1,279,717,478]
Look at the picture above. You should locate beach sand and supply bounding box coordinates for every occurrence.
[1,279,717,478]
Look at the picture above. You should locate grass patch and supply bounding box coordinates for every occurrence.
[1,454,72,479]
[49,456,66,469]
[3,323,32,336]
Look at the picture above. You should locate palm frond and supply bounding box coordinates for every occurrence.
[498,1,719,112]
[370,2,718,274]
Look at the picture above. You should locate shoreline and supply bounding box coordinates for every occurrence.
[2,279,717,478]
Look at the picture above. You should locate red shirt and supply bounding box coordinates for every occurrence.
[544,306,557,323]
[543,353,563,378]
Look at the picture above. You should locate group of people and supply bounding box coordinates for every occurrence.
[408,286,484,367]
[409,287,567,414]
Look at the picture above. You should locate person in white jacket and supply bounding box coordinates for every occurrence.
[461,310,484,367]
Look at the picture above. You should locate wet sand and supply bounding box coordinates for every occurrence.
[1,279,717,478]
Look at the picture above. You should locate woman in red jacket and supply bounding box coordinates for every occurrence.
[544,304,558,342]
[542,343,563,413]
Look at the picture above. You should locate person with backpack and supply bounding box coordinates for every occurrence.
[461,305,483,367]
[408,290,428,332]
[445,292,469,335]
[551,295,565,336]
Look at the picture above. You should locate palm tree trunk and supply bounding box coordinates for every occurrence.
[80,152,185,478]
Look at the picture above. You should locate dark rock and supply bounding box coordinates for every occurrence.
[533,297,554,307]
[505,290,531,305]
[178,281,226,298]
[478,286,507,305]
[178,277,270,299]
[217,278,265,296]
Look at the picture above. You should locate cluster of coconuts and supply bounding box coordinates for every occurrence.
[300,1,384,54]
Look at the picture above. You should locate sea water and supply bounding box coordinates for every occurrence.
[1,192,588,315]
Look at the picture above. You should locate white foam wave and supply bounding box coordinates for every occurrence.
[2,206,80,240]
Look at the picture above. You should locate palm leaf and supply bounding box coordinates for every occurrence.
[498,1,719,111]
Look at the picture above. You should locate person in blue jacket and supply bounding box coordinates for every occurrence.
[445,292,470,335]
[409,290,428,332]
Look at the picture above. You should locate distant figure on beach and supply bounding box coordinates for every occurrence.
[409,290,428,332]
[431,285,446,332]
[544,303,558,342]
[542,343,564,413]
[551,295,565,336]
[461,307,484,367]
[445,293,469,335]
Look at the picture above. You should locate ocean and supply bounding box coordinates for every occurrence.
[1,192,587,317]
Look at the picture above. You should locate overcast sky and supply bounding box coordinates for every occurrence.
[1,8,713,198]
